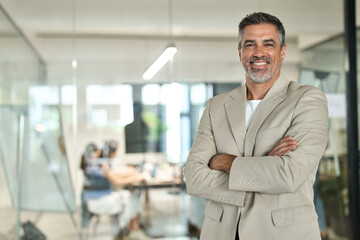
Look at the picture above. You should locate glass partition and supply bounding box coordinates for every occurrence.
[0,104,78,239]
[0,5,79,240]
[0,8,45,105]
[0,105,76,212]
[301,30,360,240]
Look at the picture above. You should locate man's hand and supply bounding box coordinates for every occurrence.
[268,136,297,156]
[208,153,236,174]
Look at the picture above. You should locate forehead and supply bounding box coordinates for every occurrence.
[241,23,280,42]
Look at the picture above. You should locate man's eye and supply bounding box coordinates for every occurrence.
[245,44,254,48]
[265,43,274,47]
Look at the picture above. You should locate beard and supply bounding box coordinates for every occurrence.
[245,56,281,84]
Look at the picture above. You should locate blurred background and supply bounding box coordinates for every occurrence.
[0,0,359,239]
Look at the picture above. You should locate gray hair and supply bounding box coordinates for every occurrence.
[238,12,285,49]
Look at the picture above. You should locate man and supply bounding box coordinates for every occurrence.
[184,12,329,240]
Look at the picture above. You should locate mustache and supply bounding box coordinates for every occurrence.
[247,56,272,64]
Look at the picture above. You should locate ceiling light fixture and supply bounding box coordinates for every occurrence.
[143,0,176,80]
[142,44,177,80]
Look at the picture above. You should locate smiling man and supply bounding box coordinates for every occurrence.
[185,12,329,240]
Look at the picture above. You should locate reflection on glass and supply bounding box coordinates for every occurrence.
[0,106,76,213]
[301,33,354,239]
[0,5,47,238]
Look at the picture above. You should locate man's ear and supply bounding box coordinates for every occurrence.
[238,47,242,61]
[281,44,287,61]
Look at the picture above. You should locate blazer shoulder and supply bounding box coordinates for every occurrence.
[288,81,326,98]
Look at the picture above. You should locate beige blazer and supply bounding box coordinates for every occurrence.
[184,76,329,240]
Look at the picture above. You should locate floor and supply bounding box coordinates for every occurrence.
[0,188,197,240]
[0,188,351,240]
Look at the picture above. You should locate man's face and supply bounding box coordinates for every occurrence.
[238,23,286,84]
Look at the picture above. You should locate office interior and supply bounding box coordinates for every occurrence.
[0,0,359,239]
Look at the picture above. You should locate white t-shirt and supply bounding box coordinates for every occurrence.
[246,100,262,129]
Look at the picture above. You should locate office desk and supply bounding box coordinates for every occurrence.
[127,178,185,190]
[125,178,185,207]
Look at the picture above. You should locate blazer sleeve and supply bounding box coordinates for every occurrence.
[229,87,329,194]
[184,98,246,207]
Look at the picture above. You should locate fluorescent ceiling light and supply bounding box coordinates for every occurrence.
[143,45,177,80]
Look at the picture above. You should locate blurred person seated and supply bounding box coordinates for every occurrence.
[86,140,150,240]
[80,142,111,191]
[80,142,112,229]
[100,140,146,186]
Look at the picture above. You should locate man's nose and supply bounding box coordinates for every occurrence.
[253,45,266,57]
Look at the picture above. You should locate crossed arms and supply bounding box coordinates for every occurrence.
[184,87,329,206]
[209,136,297,174]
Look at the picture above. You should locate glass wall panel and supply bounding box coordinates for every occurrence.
[0,5,79,240]
[0,10,45,106]
[301,30,360,239]
[0,5,45,240]
[0,105,76,212]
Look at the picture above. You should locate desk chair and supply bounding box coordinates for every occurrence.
[81,189,120,239]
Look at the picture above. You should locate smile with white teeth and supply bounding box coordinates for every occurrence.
[253,62,266,65]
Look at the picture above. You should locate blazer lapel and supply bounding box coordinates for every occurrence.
[244,76,290,157]
[225,85,247,156]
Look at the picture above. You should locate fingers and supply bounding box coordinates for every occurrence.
[273,142,297,155]
[268,136,297,156]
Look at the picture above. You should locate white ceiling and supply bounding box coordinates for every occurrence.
[0,0,357,85]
